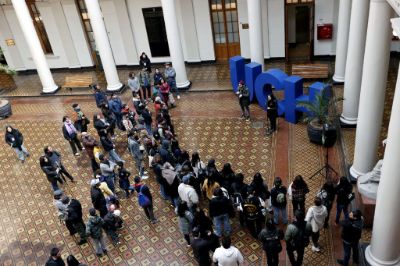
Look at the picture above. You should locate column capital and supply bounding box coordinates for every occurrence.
[391,18,400,36]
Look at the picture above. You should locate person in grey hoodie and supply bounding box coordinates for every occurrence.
[86,208,107,257]
[127,132,148,179]
[213,236,244,266]
[128,72,140,97]
[305,197,327,252]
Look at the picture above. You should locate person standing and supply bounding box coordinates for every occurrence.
[44,146,75,182]
[133,176,157,224]
[141,105,153,136]
[288,175,309,215]
[116,161,134,198]
[139,52,152,72]
[100,134,123,163]
[305,197,327,252]
[5,125,30,162]
[165,62,180,99]
[242,186,265,238]
[71,103,90,133]
[99,155,117,192]
[103,208,121,245]
[45,247,65,266]
[81,132,100,173]
[86,208,108,256]
[285,210,311,266]
[139,67,151,101]
[213,236,244,266]
[176,201,194,247]
[337,210,363,266]
[53,190,75,236]
[128,133,148,179]
[90,179,108,218]
[236,81,250,121]
[318,180,336,228]
[258,220,284,266]
[209,188,234,237]
[266,93,278,134]
[191,227,212,266]
[62,116,83,156]
[108,94,123,130]
[128,72,140,97]
[270,177,288,225]
[335,176,353,224]
[178,175,199,212]
[62,196,87,245]
[153,68,163,85]
[40,156,64,191]
[93,85,107,108]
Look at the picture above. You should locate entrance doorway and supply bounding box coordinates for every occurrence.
[285,1,314,61]
[143,7,170,57]
[209,0,240,61]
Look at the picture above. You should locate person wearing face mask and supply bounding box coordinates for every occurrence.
[71,103,90,133]
[266,93,278,135]
[4,125,30,163]
[62,116,84,156]
[139,52,152,73]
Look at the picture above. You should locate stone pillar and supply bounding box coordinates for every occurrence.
[350,0,392,178]
[161,0,190,88]
[332,0,352,83]
[340,0,370,125]
[84,0,123,92]
[11,0,58,94]
[365,17,400,266]
[247,0,264,70]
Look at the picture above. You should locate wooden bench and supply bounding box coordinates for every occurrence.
[291,63,329,79]
[62,75,93,91]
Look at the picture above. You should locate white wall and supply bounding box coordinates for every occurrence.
[192,0,215,61]
[314,0,339,56]
[261,0,270,58]
[267,0,285,57]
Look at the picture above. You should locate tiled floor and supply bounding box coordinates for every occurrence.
[1,56,396,265]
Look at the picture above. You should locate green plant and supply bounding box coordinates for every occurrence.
[0,49,16,75]
[299,92,343,125]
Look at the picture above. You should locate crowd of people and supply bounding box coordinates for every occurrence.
[4,56,364,266]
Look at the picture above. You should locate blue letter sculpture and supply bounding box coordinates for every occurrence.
[229,56,329,124]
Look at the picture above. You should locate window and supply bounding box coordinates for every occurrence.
[76,0,96,53]
[210,0,239,44]
[27,1,53,54]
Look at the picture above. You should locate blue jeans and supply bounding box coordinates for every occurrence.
[145,123,153,136]
[108,149,123,163]
[104,175,115,192]
[343,241,359,266]
[273,206,288,224]
[134,157,144,176]
[168,78,179,96]
[213,213,231,237]
[14,145,29,161]
[335,204,349,223]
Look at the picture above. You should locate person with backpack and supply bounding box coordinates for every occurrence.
[62,196,87,245]
[285,210,312,266]
[191,227,213,266]
[133,176,158,224]
[318,180,335,228]
[202,175,221,201]
[241,186,266,238]
[250,172,270,203]
[336,210,363,266]
[86,208,107,257]
[209,188,235,237]
[288,175,309,215]
[175,202,194,247]
[161,161,180,207]
[305,197,327,252]
[103,207,121,245]
[258,220,284,266]
[335,176,353,224]
[270,177,288,225]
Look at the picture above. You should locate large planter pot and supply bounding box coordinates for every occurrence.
[0,99,12,119]
[307,120,337,147]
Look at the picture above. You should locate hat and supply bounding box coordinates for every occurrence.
[139,145,145,151]
[90,179,100,186]
[89,208,97,216]
[182,174,191,184]
[155,96,161,102]
[134,176,141,184]
[53,189,63,197]
[114,209,121,217]
[61,196,70,205]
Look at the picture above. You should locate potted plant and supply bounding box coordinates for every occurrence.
[299,90,343,147]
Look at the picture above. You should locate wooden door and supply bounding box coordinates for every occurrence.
[210,0,240,61]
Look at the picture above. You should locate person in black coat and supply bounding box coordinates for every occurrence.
[40,155,64,191]
[267,93,278,134]
[320,180,335,228]
[259,220,284,266]
[93,114,109,137]
[103,210,121,245]
[242,186,265,238]
[250,172,270,201]
[63,196,87,245]
[44,146,75,182]
[90,179,108,218]
[139,52,152,73]
[62,116,83,156]
[337,210,363,266]
[270,177,288,225]
[45,247,65,266]
[5,125,30,162]
[117,161,134,198]
[100,134,123,163]
[209,188,234,237]
[335,176,353,224]
[191,227,213,266]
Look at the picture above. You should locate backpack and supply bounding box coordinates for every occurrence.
[261,229,282,253]
[276,191,286,204]
[290,222,310,248]
[317,189,329,206]
[242,199,259,220]
[138,186,151,207]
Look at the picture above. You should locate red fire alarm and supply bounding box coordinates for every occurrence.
[317,24,333,40]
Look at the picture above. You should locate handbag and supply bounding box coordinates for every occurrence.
[138,186,151,207]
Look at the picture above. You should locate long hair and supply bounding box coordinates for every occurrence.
[292,175,307,189]
[177,202,189,217]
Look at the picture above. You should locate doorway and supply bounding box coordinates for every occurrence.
[143,7,170,57]
[285,1,314,61]
[209,0,240,61]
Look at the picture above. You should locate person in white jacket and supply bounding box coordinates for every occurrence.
[305,197,328,252]
[213,236,244,266]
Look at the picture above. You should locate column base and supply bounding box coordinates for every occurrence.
[349,165,365,179]
[332,74,345,84]
[41,86,60,95]
[106,83,125,94]
[365,244,400,266]
[340,114,358,127]
[177,80,191,90]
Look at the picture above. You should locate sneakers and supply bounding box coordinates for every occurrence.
[337,259,344,265]
[141,175,149,180]
[312,245,320,252]
[75,153,80,156]
[177,95,181,100]
[81,147,85,150]
[151,219,158,224]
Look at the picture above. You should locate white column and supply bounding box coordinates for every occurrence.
[332,0,352,83]
[247,0,264,70]
[84,0,123,92]
[340,0,370,125]
[11,0,58,94]
[161,0,190,88]
[365,19,400,266]
[350,0,392,178]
